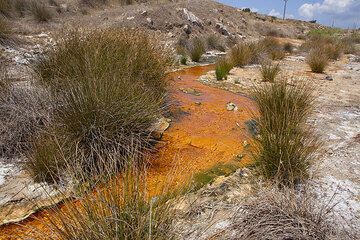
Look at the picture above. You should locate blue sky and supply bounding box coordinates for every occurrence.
[217,0,360,29]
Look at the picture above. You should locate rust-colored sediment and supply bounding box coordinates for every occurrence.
[0,65,256,239]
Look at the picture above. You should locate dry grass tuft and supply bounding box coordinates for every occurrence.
[307,48,329,73]
[206,34,225,52]
[230,43,252,67]
[252,80,318,186]
[215,57,233,80]
[0,82,53,158]
[30,1,52,22]
[188,37,205,62]
[283,42,294,53]
[229,42,261,67]
[259,37,286,60]
[0,17,12,44]
[0,0,12,17]
[231,186,341,239]
[14,0,29,17]
[29,28,172,183]
[260,61,280,82]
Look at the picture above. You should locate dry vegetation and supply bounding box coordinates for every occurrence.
[228,185,341,240]
[252,80,318,186]
[188,37,205,62]
[302,30,359,73]
[33,153,174,240]
[24,28,172,183]
[260,61,280,82]
[0,17,11,44]
[215,57,233,80]
[307,48,329,73]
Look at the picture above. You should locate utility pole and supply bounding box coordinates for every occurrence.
[283,0,289,20]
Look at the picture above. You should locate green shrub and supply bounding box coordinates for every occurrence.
[180,55,187,65]
[307,48,329,73]
[30,1,52,22]
[26,134,63,183]
[252,80,318,186]
[188,37,205,62]
[215,58,233,80]
[31,29,172,183]
[260,61,280,82]
[307,28,342,37]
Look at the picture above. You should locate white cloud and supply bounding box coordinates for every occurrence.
[268,9,294,19]
[299,0,360,20]
[268,9,282,18]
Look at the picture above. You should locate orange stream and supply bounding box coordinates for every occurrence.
[0,65,256,239]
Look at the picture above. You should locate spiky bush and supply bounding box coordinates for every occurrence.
[307,48,329,73]
[252,80,318,185]
[324,43,342,60]
[259,37,286,60]
[229,43,257,67]
[188,37,205,62]
[230,186,342,239]
[260,61,280,82]
[30,28,172,183]
[215,57,233,80]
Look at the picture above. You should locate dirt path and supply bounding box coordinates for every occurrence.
[0,65,256,239]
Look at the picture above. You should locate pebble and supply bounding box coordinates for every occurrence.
[325,75,333,81]
[226,102,238,111]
